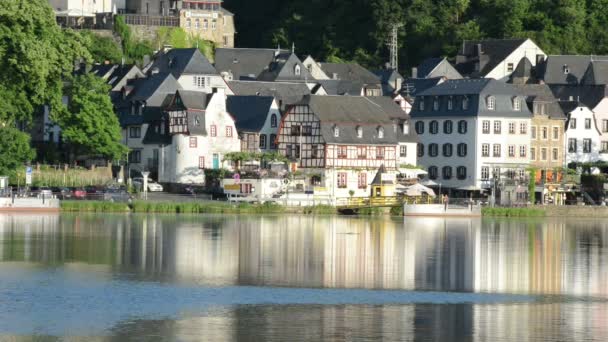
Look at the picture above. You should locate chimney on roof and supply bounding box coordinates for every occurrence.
[332,72,338,80]
[411,67,418,78]
[474,44,483,57]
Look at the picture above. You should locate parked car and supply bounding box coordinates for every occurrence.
[103,189,133,203]
[132,178,163,192]
[37,187,53,199]
[51,187,72,200]
[85,186,103,200]
[72,188,87,200]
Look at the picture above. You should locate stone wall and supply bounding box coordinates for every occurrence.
[128,24,161,43]
[538,205,608,218]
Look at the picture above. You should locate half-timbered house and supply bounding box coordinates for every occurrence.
[277,95,417,199]
[226,95,281,154]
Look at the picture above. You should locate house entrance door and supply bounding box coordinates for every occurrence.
[213,154,220,169]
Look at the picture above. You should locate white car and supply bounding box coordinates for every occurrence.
[132,178,164,192]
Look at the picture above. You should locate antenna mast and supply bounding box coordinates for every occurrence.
[386,23,403,70]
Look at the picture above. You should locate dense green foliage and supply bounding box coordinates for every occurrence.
[56,74,128,161]
[80,31,123,63]
[482,207,546,217]
[61,200,130,212]
[0,0,90,124]
[224,0,608,72]
[0,127,35,176]
[114,15,155,63]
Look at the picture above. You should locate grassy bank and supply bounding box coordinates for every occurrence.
[482,207,546,217]
[61,201,340,215]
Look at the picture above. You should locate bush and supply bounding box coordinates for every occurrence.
[482,207,545,217]
[61,201,129,212]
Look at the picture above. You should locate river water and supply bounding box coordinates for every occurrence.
[0,214,607,341]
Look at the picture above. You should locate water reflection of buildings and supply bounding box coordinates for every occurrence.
[1,214,608,297]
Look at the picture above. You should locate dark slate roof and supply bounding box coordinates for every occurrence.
[295,95,401,145]
[129,72,181,106]
[176,90,210,110]
[512,84,566,120]
[226,95,274,132]
[372,69,402,84]
[539,55,608,85]
[215,48,290,80]
[548,84,608,108]
[148,48,218,77]
[456,39,527,77]
[411,79,532,119]
[371,164,388,185]
[417,58,444,78]
[315,79,364,95]
[367,96,418,143]
[142,121,172,145]
[318,63,381,85]
[582,60,608,85]
[417,78,515,96]
[257,53,313,82]
[510,57,533,81]
[558,101,580,114]
[227,80,310,106]
[402,77,444,97]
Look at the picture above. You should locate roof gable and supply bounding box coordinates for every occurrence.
[456,39,528,77]
[149,48,218,78]
[319,63,381,85]
[226,95,274,132]
[215,48,290,80]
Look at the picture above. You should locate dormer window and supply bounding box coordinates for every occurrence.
[294,64,301,76]
[487,96,496,110]
[563,64,569,74]
[462,96,469,110]
[419,97,425,111]
[433,97,439,111]
[378,126,384,139]
[356,126,363,138]
[403,122,409,134]
[447,96,453,110]
[513,97,521,111]
[334,126,340,137]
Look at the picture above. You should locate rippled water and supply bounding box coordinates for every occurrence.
[0,214,607,341]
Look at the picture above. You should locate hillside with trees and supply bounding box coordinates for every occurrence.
[224,0,608,73]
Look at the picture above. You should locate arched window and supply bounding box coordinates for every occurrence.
[487,96,496,110]
[415,121,424,135]
[259,134,267,149]
[378,126,384,139]
[269,134,277,149]
[442,166,452,180]
[270,114,277,128]
[417,143,424,157]
[457,143,467,157]
[194,19,200,30]
[457,166,467,180]
[428,166,438,180]
[513,96,521,111]
[458,120,467,134]
[442,143,453,157]
[356,126,363,138]
[294,64,301,76]
[186,19,191,29]
[429,120,439,134]
[429,143,439,157]
[443,120,453,134]
[462,96,469,110]
[203,19,208,30]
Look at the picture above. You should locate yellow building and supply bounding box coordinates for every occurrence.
[180,0,235,48]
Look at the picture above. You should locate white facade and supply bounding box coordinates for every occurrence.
[258,99,281,152]
[485,39,546,81]
[178,74,234,95]
[591,98,608,161]
[564,105,602,164]
[161,91,241,185]
[302,56,330,80]
[49,0,121,15]
[416,117,531,190]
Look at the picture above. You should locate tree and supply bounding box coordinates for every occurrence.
[0,127,35,175]
[81,31,123,64]
[0,0,90,124]
[55,74,128,161]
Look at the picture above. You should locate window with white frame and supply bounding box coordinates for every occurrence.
[444,120,453,134]
[337,172,347,188]
[433,97,439,111]
[430,121,439,134]
[203,19,208,30]
[570,118,577,129]
[481,166,489,180]
[337,145,347,158]
[541,148,548,160]
[271,114,278,127]
[429,143,439,157]
[442,166,452,180]
[513,97,521,111]
[210,124,217,137]
[531,126,537,139]
[259,134,267,149]
[417,143,424,157]
[568,138,577,153]
[356,126,362,138]
[508,145,515,157]
[457,143,467,157]
[552,148,559,160]
[415,121,424,134]
[194,76,206,88]
[419,98,425,110]
[585,118,592,129]
[487,96,496,110]
[442,143,453,157]
[508,122,516,134]
[400,145,407,157]
[541,126,548,140]
[507,63,514,72]
[482,120,490,134]
[334,126,340,137]
[583,138,592,153]
[376,147,385,159]
[494,121,501,134]
[194,19,200,29]
[530,147,536,160]
[226,126,233,137]
[458,120,467,134]
[189,136,197,148]
[519,145,526,157]
[482,143,490,157]
[457,166,467,180]
[358,172,367,189]
[378,127,384,139]
[493,144,501,157]
[428,166,438,180]
[198,156,205,169]
[294,65,301,76]
[603,120,608,133]
[552,126,559,140]
[462,96,469,110]
[212,19,217,30]
[520,122,527,134]
[447,97,453,110]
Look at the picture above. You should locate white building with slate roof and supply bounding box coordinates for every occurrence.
[411,79,532,202]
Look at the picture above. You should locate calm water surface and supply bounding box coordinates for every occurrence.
[0,214,607,341]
